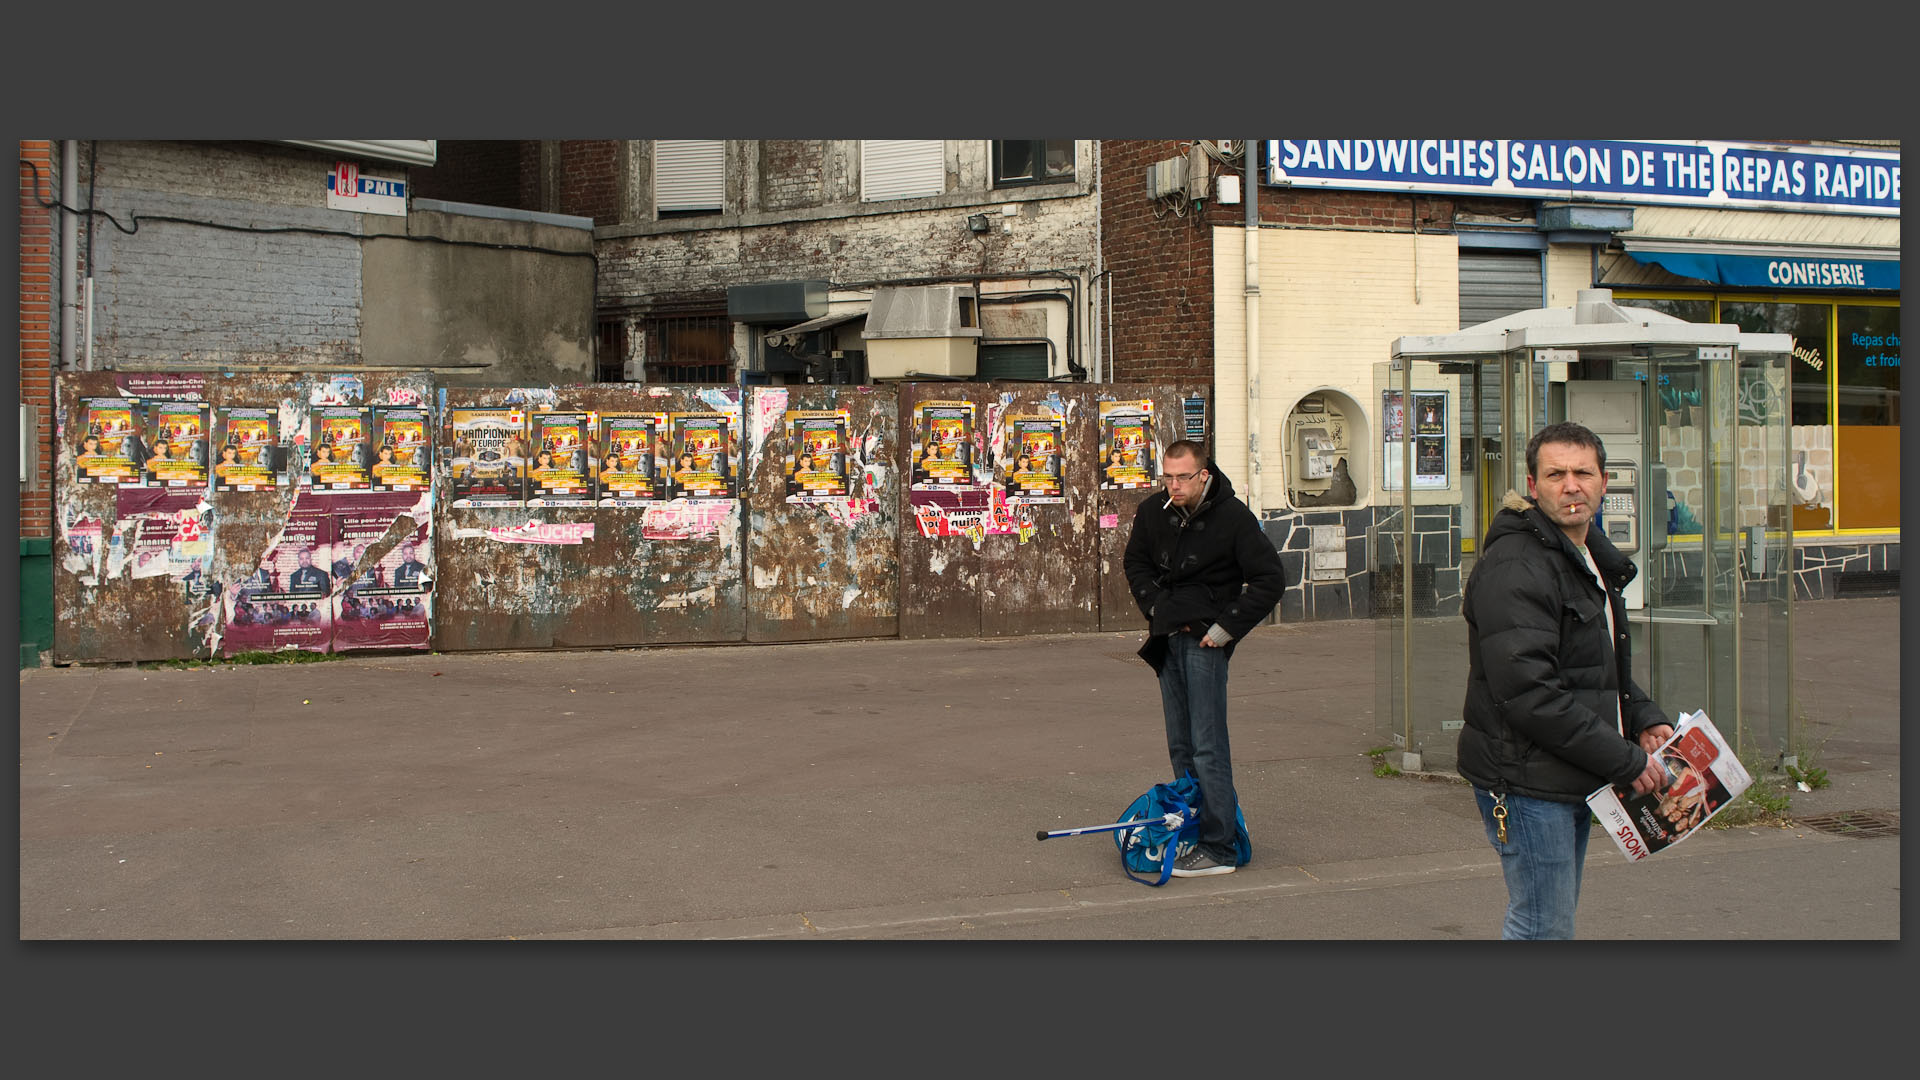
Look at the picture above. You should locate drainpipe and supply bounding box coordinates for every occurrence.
[60,141,78,371]
[1092,143,1103,384]
[1243,139,1261,512]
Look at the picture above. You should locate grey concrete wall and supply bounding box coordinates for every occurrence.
[360,206,596,384]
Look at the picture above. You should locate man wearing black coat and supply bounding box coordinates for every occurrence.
[1123,440,1287,877]
[1460,421,1673,939]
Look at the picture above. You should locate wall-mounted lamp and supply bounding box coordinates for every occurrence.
[966,213,991,234]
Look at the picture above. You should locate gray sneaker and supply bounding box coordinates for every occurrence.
[1169,848,1236,877]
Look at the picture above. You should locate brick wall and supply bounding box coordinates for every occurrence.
[759,140,827,213]
[410,140,535,211]
[83,141,364,367]
[598,194,1097,308]
[18,140,55,538]
[1098,140,1225,384]
[557,140,620,224]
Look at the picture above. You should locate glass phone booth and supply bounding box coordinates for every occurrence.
[1375,290,1794,774]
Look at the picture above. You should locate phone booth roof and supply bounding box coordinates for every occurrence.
[1391,289,1791,360]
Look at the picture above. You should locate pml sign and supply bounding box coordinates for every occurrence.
[328,160,408,217]
[1267,140,1899,216]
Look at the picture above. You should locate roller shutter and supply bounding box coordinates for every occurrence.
[656,140,726,213]
[1458,250,1543,329]
[861,140,945,202]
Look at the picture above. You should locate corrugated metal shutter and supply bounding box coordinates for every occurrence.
[656,140,726,213]
[1458,250,1543,329]
[862,140,945,202]
[1458,251,1542,467]
[977,344,1049,381]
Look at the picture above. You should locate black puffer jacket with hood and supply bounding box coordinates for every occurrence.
[1457,490,1668,803]
[1122,461,1287,673]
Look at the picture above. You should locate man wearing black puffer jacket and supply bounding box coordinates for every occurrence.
[1124,440,1287,877]
[1460,421,1674,939]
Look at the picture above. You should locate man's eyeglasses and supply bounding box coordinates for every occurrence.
[1161,469,1205,483]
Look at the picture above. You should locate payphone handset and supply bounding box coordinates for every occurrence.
[1563,380,1646,610]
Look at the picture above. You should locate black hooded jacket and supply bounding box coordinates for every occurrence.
[1457,490,1667,802]
[1122,461,1287,672]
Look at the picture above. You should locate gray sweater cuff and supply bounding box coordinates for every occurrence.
[1204,623,1235,647]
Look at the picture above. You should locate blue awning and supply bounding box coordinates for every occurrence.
[1623,247,1898,291]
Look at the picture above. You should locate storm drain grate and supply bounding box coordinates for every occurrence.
[1796,809,1900,838]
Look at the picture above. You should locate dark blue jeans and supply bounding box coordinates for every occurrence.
[1158,633,1239,863]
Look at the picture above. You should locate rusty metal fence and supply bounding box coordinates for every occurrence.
[49,372,1207,663]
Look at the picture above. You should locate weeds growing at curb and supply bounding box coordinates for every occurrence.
[1364,745,1402,779]
[148,650,343,670]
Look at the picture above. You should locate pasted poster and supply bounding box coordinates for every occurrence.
[1099,400,1156,490]
[448,407,527,507]
[332,513,432,652]
[528,410,595,507]
[785,409,852,501]
[669,411,737,499]
[1382,390,1448,490]
[911,400,977,490]
[308,405,372,490]
[213,407,284,491]
[370,405,432,492]
[141,401,210,489]
[597,413,665,505]
[76,398,144,485]
[1003,412,1065,503]
[223,505,333,655]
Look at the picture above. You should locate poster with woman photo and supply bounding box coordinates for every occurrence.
[141,401,210,489]
[307,405,372,490]
[910,400,976,490]
[1098,400,1156,490]
[213,406,284,491]
[528,410,595,506]
[447,407,527,506]
[785,409,852,501]
[1004,412,1065,503]
[596,413,665,505]
[76,398,145,485]
[370,405,431,492]
[668,412,737,499]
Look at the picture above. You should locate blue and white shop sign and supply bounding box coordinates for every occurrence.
[1266,140,1898,216]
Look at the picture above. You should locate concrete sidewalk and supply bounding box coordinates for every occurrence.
[17,596,1899,940]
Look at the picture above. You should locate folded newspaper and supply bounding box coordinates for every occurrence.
[1587,711,1752,862]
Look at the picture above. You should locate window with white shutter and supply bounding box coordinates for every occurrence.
[655,140,727,215]
[861,140,945,202]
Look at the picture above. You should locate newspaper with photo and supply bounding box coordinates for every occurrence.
[1587,710,1752,862]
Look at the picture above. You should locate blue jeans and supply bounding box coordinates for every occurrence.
[1158,633,1238,863]
[1474,787,1591,940]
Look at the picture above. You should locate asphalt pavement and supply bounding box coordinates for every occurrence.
[16,596,1901,940]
